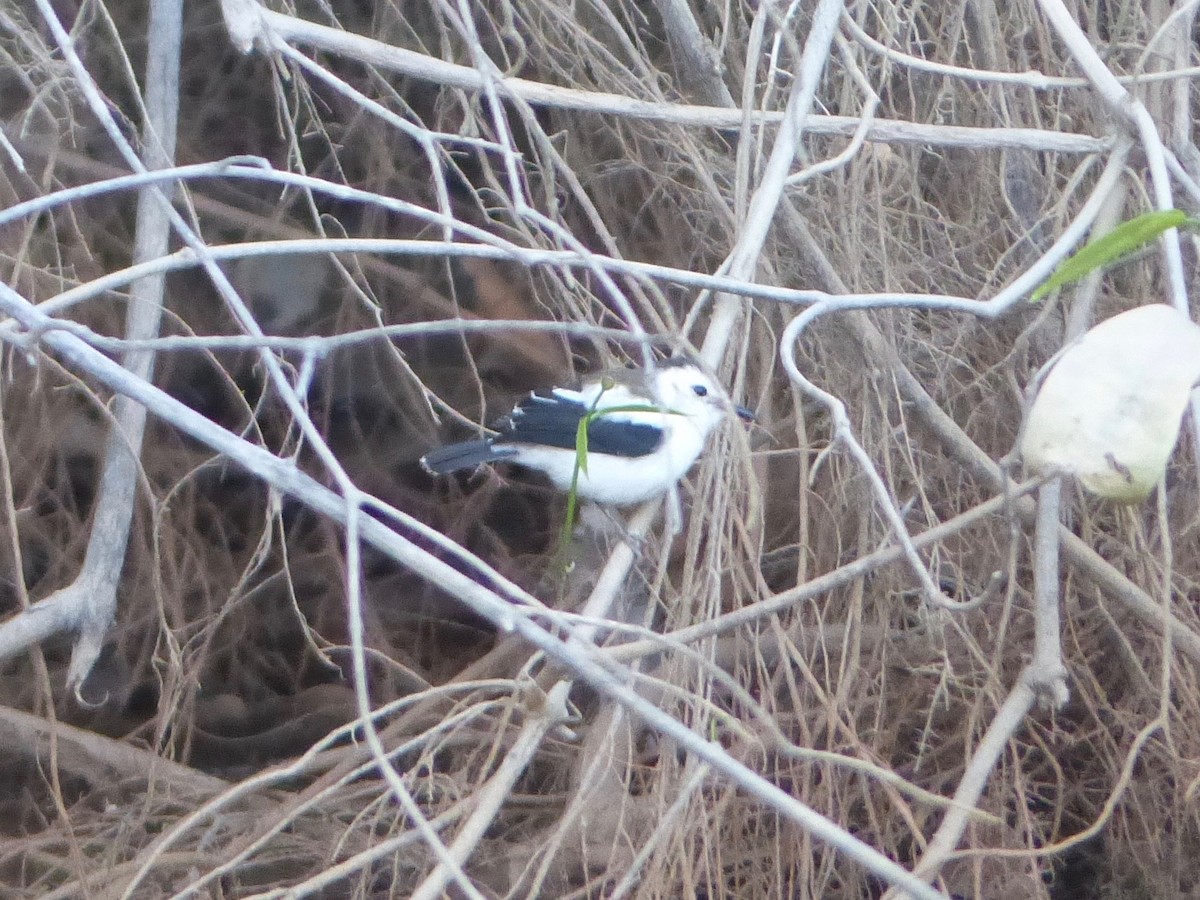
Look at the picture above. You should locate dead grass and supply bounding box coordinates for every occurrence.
[0,0,1198,897]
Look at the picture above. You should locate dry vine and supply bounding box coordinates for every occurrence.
[0,0,1198,897]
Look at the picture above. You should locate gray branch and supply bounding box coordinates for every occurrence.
[30,0,183,691]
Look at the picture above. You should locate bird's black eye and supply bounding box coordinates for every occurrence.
[692,384,708,397]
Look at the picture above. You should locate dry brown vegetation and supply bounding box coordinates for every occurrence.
[0,0,1199,897]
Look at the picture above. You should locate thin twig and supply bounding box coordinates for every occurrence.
[408,682,571,900]
[213,0,1108,152]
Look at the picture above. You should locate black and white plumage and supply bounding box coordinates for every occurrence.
[421,361,753,505]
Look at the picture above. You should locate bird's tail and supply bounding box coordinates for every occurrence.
[421,439,514,475]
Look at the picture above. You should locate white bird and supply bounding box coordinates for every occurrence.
[421,360,754,505]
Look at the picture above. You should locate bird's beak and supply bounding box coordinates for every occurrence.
[734,404,756,423]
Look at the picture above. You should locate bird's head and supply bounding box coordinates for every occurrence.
[651,362,755,436]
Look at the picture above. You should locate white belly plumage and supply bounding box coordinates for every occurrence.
[509,419,707,505]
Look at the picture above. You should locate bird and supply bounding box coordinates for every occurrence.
[421,360,754,505]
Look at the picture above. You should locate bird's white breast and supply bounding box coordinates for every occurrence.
[510,413,707,504]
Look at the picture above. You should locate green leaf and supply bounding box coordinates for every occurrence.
[575,417,590,475]
[556,381,619,564]
[557,389,682,565]
[1031,210,1191,301]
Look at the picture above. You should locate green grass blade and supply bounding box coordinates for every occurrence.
[558,390,679,561]
[1031,210,1191,301]
[576,417,591,475]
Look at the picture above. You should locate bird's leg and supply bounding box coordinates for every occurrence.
[664,486,683,536]
[577,502,639,547]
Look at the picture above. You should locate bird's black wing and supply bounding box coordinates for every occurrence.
[497,390,664,458]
